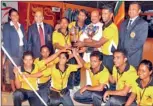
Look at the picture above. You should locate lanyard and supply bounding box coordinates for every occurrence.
[139,77,152,105]
[139,88,146,105]
[59,69,67,90]
[59,29,69,45]
[116,72,124,83]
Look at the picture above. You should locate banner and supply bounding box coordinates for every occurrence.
[114,1,125,29]
[18,2,61,31]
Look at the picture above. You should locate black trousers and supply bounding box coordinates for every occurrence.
[74,88,107,106]
[67,53,83,89]
[13,89,42,106]
[103,54,114,74]
[105,93,137,106]
[48,88,74,106]
[38,80,51,105]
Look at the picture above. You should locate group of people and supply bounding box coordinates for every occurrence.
[2,1,153,106]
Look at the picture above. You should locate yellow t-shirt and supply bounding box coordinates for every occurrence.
[84,63,110,86]
[132,78,153,105]
[42,64,78,91]
[52,31,71,49]
[101,23,118,55]
[112,64,138,90]
[18,61,45,90]
[34,58,59,84]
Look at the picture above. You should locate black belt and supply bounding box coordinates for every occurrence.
[49,88,69,99]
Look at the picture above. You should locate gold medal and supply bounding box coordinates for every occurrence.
[130,32,135,38]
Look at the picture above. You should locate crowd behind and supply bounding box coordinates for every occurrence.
[2,1,153,106]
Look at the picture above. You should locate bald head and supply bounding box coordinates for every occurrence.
[34,11,44,24]
[91,10,101,24]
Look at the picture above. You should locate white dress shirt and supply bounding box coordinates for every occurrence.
[129,16,139,25]
[10,21,24,46]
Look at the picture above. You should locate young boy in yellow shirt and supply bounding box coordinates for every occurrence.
[103,49,138,106]
[74,51,110,106]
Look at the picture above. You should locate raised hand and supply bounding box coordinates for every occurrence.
[13,66,21,75]
[72,48,79,57]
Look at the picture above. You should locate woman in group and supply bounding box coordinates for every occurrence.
[125,59,153,106]
[3,8,27,91]
[52,17,71,51]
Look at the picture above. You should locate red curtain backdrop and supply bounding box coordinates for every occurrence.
[18,2,61,31]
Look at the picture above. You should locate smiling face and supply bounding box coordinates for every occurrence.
[102,9,113,23]
[40,47,50,59]
[58,53,68,65]
[23,55,34,67]
[60,18,69,29]
[34,11,44,24]
[9,11,19,22]
[91,10,101,24]
[90,56,102,69]
[78,11,87,22]
[113,52,127,68]
[138,64,152,80]
[128,3,141,19]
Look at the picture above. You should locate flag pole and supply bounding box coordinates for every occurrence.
[1,46,48,106]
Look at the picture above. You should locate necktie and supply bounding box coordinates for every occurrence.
[39,24,45,46]
[127,20,132,29]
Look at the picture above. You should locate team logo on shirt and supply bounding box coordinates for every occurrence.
[130,32,136,38]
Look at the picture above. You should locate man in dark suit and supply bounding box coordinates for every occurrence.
[27,11,54,58]
[118,2,148,68]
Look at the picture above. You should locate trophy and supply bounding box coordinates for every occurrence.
[69,26,79,48]
[84,24,99,53]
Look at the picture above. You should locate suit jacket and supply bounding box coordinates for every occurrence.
[27,23,54,58]
[118,16,148,67]
[3,22,27,58]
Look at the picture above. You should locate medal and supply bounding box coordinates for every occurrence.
[130,32,135,38]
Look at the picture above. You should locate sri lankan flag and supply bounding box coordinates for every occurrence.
[114,1,125,29]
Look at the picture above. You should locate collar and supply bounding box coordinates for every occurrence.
[129,16,139,24]
[55,63,68,73]
[10,21,21,27]
[58,29,68,36]
[75,21,86,31]
[103,20,113,30]
[117,62,130,74]
[36,22,43,26]
[90,63,104,75]
[92,22,101,26]
[39,57,43,61]
[21,64,35,74]
[136,77,153,88]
